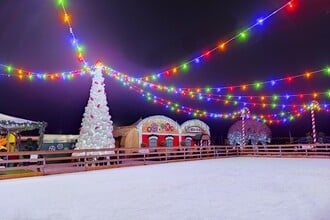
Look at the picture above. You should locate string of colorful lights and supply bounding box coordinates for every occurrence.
[55,0,296,82]
[0,0,296,83]
[137,1,296,81]
[113,81,330,124]
[109,69,330,113]
[105,66,330,96]
[1,0,329,125]
[56,0,88,66]
[106,65,330,112]
[0,64,90,80]
[1,61,328,112]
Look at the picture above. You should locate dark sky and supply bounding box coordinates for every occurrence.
[0,0,329,140]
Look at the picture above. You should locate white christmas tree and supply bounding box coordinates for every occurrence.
[75,63,115,156]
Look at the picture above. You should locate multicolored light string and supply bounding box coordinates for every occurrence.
[56,0,88,66]
[113,79,330,124]
[54,1,296,82]
[1,0,329,125]
[137,1,296,81]
[105,66,329,94]
[0,0,300,83]
[106,65,330,110]
[0,64,91,80]
[1,61,329,115]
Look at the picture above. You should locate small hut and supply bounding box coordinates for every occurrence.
[113,119,140,149]
[181,119,210,146]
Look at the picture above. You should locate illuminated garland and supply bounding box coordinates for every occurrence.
[56,0,88,66]
[137,1,296,81]
[0,0,328,125]
[109,73,330,111]
[0,0,91,81]
[1,61,329,113]
[106,66,330,108]
[0,1,297,83]
[114,76,330,112]
[114,80,330,124]
[0,64,91,80]
[55,0,295,81]
[107,66,329,92]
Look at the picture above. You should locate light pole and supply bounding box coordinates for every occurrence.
[310,100,320,144]
[240,107,250,147]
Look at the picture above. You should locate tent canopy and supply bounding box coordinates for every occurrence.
[0,113,47,133]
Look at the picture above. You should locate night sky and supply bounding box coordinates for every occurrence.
[0,0,329,141]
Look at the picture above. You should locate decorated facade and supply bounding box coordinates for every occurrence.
[180,119,210,146]
[136,115,181,147]
[114,115,211,148]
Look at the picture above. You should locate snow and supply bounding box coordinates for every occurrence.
[1,157,330,220]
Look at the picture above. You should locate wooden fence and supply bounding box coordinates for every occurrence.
[1,144,329,179]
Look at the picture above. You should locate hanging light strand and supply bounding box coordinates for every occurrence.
[136,1,296,81]
[57,0,88,66]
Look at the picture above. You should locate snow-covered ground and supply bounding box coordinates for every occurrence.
[1,157,330,220]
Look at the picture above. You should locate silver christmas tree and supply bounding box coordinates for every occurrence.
[75,64,115,155]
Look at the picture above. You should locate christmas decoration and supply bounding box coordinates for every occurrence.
[0,64,90,81]
[74,63,115,156]
[117,82,328,124]
[240,107,250,146]
[227,120,271,146]
[57,0,87,65]
[310,100,320,144]
[55,1,294,81]
[109,67,326,96]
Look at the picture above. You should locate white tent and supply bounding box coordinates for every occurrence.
[0,113,47,150]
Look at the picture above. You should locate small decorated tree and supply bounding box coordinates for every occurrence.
[75,63,115,156]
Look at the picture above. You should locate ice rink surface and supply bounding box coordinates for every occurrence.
[1,157,330,220]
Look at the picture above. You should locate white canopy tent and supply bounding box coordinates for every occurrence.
[0,113,47,150]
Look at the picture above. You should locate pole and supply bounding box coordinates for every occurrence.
[240,107,250,147]
[310,100,319,144]
[242,116,246,146]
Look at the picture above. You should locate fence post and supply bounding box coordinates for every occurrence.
[42,157,46,175]
[84,151,87,170]
[184,147,186,160]
[199,147,202,159]
[116,149,119,165]
[279,145,282,157]
[165,147,168,162]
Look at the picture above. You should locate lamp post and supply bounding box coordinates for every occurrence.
[310,100,320,144]
[240,107,250,146]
